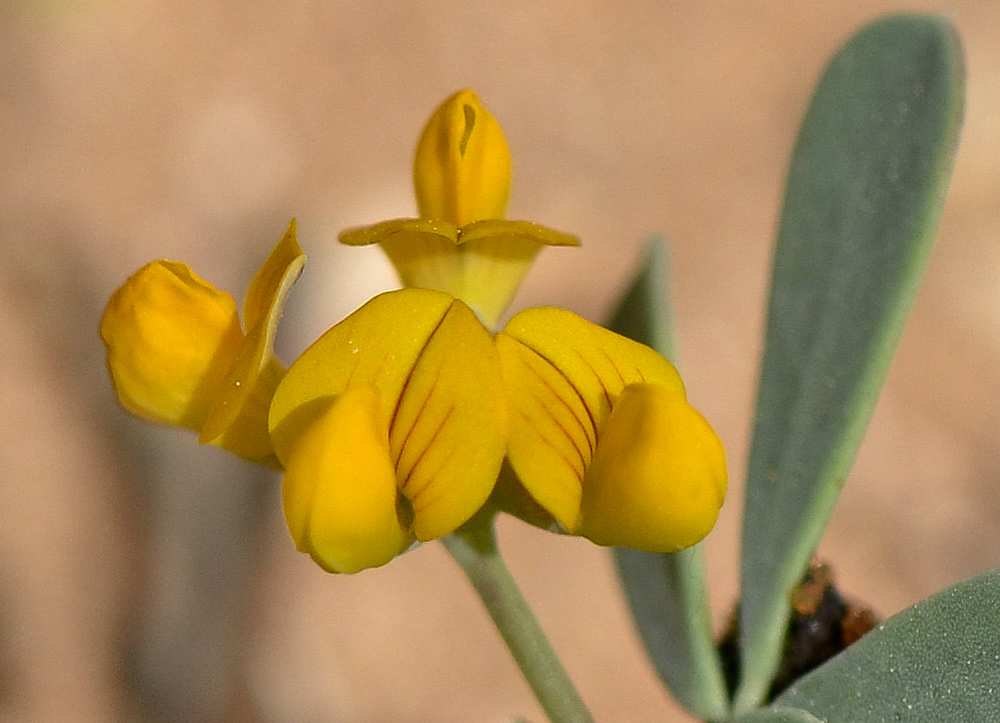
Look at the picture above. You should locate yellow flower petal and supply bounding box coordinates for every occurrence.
[577,383,727,552]
[388,294,507,539]
[281,387,413,574]
[100,260,244,430]
[494,333,592,529]
[434,220,578,328]
[200,220,305,464]
[269,288,455,456]
[338,217,457,248]
[413,89,511,227]
[460,219,580,249]
[497,307,685,529]
[242,219,306,329]
[270,288,507,542]
[340,218,578,329]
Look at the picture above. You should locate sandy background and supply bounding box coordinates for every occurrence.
[2,1,999,722]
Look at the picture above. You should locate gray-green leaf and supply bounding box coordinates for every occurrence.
[735,706,824,723]
[736,13,965,711]
[772,570,1000,722]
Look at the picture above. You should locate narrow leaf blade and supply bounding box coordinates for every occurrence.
[736,13,965,710]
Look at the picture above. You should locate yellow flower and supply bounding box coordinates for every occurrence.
[99,90,728,575]
[275,90,726,571]
[340,90,579,329]
[269,288,507,573]
[271,288,726,570]
[496,307,727,552]
[100,220,305,466]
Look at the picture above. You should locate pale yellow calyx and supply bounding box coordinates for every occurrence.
[414,89,511,227]
[340,218,578,329]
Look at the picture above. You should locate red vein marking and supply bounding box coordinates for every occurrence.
[388,306,451,437]
[514,340,599,449]
[401,404,455,501]
[512,405,585,485]
[519,358,591,467]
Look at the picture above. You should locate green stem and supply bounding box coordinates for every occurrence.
[442,514,595,723]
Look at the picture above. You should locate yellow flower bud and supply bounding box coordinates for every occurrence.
[413,89,511,227]
[100,261,244,430]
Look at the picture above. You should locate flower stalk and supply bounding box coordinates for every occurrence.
[442,511,594,723]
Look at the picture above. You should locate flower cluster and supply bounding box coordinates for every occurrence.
[101,90,727,573]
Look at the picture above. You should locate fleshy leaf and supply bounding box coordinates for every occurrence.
[771,570,1000,722]
[736,14,965,710]
[609,239,729,721]
[735,707,823,723]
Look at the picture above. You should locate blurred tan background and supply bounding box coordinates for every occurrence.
[2,1,999,721]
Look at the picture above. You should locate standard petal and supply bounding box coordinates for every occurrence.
[270,289,506,540]
[100,260,244,430]
[269,288,456,460]
[460,220,579,249]
[281,387,413,574]
[576,383,727,552]
[200,220,306,464]
[341,221,466,313]
[338,217,458,249]
[430,220,578,329]
[498,308,686,528]
[388,297,506,540]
